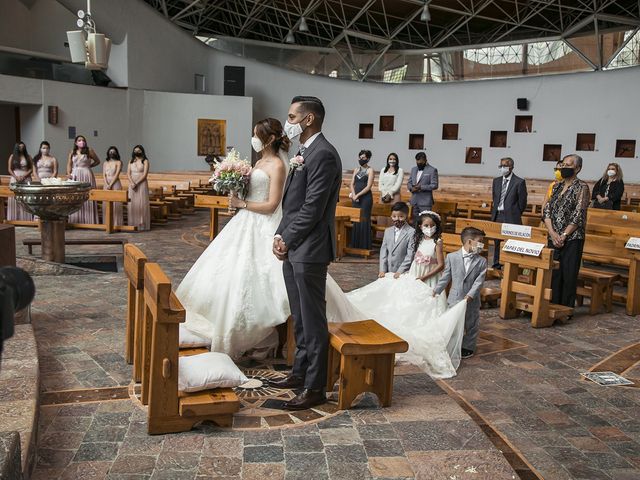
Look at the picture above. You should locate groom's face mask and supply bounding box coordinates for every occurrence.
[284,107,311,140]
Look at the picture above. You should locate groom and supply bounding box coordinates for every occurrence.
[271,96,342,410]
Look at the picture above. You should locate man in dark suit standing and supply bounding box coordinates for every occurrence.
[271,96,342,410]
[407,152,438,224]
[490,157,528,268]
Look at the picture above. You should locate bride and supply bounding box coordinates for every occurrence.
[177,118,466,378]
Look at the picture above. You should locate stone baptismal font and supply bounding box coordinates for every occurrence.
[10,179,92,263]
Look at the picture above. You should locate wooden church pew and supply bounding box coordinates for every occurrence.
[142,262,240,434]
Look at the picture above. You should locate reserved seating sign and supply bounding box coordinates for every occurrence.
[625,237,640,250]
[502,239,544,257]
[501,223,532,239]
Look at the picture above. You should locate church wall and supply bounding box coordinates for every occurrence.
[0,73,253,172]
[207,50,640,182]
[2,0,639,181]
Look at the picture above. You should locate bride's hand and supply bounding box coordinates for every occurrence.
[393,272,401,279]
[228,192,244,209]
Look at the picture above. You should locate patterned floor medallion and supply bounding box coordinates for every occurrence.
[129,359,340,430]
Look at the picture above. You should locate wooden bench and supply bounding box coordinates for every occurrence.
[143,262,240,434]
[335,205,366,259]
[124,244,147,381]
[23,236,128,255]
[500,247,573,327]
[194,194,230,241]
[326,319,408,409]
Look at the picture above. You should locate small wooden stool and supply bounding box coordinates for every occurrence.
[327,320,408,410]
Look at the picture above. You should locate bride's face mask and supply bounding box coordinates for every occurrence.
[251,136,264,153]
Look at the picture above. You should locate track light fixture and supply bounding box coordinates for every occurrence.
[420,3,431,22]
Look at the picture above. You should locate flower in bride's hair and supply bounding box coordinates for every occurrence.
[289,155,305,172]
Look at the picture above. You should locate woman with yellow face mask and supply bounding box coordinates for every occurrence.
[544,160,563,207]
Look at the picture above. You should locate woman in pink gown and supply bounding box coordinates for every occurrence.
[67,135,100,224]
[103,146,124,226]
[7,142,34,221]
[33,141,58,181]
[127,145,151,231]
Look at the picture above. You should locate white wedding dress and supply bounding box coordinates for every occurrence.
[177,155,466,378]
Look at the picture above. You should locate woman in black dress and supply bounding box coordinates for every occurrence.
[591,162,624,210]
[349,149,374,249]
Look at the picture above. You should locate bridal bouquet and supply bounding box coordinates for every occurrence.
[209,149,252,202]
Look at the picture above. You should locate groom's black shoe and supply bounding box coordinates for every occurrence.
[269,374,305,389]
[283,389,326,411]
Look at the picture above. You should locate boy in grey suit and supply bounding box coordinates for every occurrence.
[433,227,487,358]
[379,202,414,279]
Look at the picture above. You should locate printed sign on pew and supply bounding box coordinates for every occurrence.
[501,223,532,239]
[625,237,640,251]
[502,239,545,257]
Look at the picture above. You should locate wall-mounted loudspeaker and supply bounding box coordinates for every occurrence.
[517,98,529,111]
[224,66,245,96]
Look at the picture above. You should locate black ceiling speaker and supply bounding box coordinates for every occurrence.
[517,98,529,111]
[224,66,245,96]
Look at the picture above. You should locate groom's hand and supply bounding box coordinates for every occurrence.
[273,237,288,261]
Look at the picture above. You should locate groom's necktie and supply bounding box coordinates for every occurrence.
[298,145,307,157]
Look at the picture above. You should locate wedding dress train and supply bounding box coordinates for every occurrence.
[177,159,466,378]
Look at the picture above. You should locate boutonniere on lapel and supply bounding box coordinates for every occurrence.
[289,155,305,173]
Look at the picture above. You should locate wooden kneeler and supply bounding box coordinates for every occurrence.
[143,262,239,435]
[124,244,147,380]
[500,247,573,327]
[326,320,408,410]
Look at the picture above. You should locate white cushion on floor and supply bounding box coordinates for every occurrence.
[178,352,248,392]
[179,324,211,348]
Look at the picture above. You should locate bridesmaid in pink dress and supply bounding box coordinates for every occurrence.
[127,145,151,231]
[67,135,100,224]
[103,146,124,227]
[33,141,58,181]
[7,142,34,221]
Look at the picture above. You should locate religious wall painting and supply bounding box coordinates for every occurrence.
[198,119,226,156]
[465,147,482,164]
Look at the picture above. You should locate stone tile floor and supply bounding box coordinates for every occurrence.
[12,210,640,479]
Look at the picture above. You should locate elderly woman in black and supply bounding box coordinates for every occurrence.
[591,162,624,210]
[543,154,590,309]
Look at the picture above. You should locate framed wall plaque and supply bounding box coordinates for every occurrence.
[465,147,482,164]
[197,119,226,156]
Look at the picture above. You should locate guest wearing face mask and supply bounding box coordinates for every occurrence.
[33,141,58,180]
[127,145,151,231]
[7,142,34,221]
[407,152,438,225]
[378,153,404,203]
[591,163,624,210]
[378,202,414,279]
[543,160,563,210]
[490,157,527,269]
[103,146,124,226]
[543,154,590,309]
[349,149,374,249]
[67,135,100,224]
[433,226,487,359]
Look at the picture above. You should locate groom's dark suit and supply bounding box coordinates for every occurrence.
[276,133,342,390]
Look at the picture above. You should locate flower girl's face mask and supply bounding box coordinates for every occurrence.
[422,226,436,237]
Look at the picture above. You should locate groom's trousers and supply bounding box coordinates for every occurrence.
[283,259,329,391]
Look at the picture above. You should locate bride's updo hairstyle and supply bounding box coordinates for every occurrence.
[254,118,291,153]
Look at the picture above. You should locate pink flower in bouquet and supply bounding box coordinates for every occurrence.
[240,164,252,176]
[289,155,305,171]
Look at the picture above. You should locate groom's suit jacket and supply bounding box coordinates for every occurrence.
[276,133,342,264]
